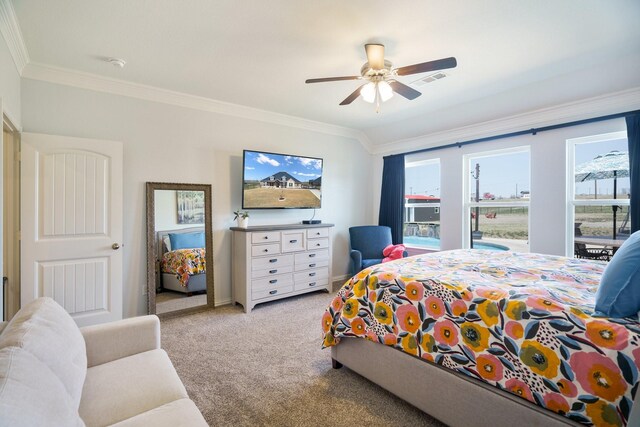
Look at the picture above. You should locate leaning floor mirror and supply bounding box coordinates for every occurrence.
[146,182,214,315]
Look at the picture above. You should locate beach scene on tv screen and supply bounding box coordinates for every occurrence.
[243,151,322,208]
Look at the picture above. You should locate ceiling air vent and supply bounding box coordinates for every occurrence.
[410,72,448,87]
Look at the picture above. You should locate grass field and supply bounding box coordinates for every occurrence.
[473,208,529,240]
[405,204,629,241]
[474,206,628,239]
[244,187,320,208]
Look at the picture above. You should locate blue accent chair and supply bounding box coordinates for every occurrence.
[349,225,407,276]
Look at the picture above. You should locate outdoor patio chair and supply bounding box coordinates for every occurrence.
[574,243,612,261]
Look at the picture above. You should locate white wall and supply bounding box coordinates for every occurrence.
[373,118,627,256]
[21,79,372,317]
[0,34,20,128]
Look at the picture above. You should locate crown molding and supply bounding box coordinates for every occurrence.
[0,0,29,74]
[21,62,373,152]
[373,86,640,156]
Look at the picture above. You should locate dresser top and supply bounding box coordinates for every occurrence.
[230,223,334,232]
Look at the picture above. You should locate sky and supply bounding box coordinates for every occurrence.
[243,150,322,182]
[405,136,629,199]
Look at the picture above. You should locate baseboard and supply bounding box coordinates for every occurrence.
[215,298,232,307]
[332,275,351,292]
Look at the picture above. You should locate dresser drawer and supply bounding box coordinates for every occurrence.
[252,274,294,300]
[252,284,294,301]
[307,228,329,239]
[294,267,329,283]
[307,238,329,250]
[252,273,294,291]
[251,254,294,270]
[294,258,329,271]
[294,278,329,292]
[252,264,294,279]
[281,230,306,252]
[294,249,329,264]
[251,231,280,244]
[251,243,280,257]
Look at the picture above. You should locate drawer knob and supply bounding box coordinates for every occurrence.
[264,236,269,239]
[316,243,321,246]
[269,279,278,284]
[263,249,269,252]
[309,263,316,267]
[309,254,316,258]
[309,272,316,277]
[269,269,277,274]
[269,259,277,263]
[316,232,320,235]
[289,239,297,243]
[309,282,316,286]
[269,290,278,295]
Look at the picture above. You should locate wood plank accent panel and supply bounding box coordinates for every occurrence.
[41,152,108,237]
[38,258,108,314]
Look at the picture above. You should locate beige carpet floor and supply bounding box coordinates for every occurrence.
[156,291,207,314]
[160,290,446,427]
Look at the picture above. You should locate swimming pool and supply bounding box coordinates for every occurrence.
[403,236,510,251]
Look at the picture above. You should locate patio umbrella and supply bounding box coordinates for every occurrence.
[574,150,629,239]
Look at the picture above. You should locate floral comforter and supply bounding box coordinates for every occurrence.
[322,250,640,426]
[161,248,206,286]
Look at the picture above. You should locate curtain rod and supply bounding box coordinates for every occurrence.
[385,109,640,159]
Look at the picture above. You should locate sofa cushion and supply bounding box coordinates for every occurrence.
[79,349,188,427]
[109,398,208,427]
[0,347,85,427]
[0,297,87,408]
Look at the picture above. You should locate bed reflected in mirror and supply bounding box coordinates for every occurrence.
[146,183,214,315]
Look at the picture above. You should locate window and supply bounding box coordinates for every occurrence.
[404,157,440,252]
[568,131,630,260]
[464,148,530,252]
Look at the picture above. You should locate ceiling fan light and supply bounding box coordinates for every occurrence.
[360,82,376,103]
[378,81,393,102]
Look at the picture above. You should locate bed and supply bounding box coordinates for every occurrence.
[323,250,640,426]
[156,227,207,295]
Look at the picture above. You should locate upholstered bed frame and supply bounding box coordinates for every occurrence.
[156,227,207,295]
[331,337,640,427]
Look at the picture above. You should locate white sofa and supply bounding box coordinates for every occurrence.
[0,297,208,426]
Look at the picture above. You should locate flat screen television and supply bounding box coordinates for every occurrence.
[242,150,323,209]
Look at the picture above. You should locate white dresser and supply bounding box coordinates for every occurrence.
[230,224,334,313]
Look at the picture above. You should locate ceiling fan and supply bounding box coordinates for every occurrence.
[305,44,457,111]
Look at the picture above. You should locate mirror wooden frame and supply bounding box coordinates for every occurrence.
[146,182,214,315]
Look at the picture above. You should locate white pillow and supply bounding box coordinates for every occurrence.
[0,347,85,426]
[163,236,172,251]
[0,297,87,408]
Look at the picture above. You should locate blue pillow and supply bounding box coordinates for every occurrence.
[595,231,640,318]
[169,232,205,250]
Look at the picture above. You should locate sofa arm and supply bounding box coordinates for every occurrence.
[81,315,161,367]
[350,250,362,276]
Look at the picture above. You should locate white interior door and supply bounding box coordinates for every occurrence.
[21,133,123,326]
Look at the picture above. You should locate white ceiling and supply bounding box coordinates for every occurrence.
[11,0,640,145]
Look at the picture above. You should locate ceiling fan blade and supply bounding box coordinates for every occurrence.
[305,76,360,84]
[339,84,366,105]
[395,57,457,76]
[365,44,385,69]
[389,80,422,100]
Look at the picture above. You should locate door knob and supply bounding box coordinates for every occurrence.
[112,243,121,250]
